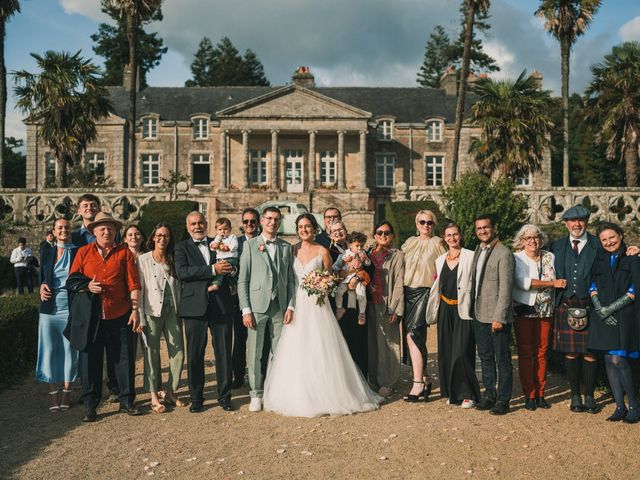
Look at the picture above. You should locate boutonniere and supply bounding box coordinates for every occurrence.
[258,243,266,253]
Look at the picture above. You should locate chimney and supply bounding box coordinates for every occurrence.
[292,66,315,88]
[439,66,457,96]
[123,64,140,92]
[531,70,543,91]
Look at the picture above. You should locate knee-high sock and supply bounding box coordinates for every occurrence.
[582,358,598,398]
[565,356,581,397]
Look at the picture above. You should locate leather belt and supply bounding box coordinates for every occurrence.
[440,294,458,305]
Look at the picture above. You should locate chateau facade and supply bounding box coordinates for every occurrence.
[23,67,551,231]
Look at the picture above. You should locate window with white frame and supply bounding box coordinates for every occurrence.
[141,153,160,185]
[192,153,211,185]
[44,152,56,186]
[250,149,268,185]
[375,154,395,187]
[377,119,393,141]
[425,155,444,186]
[515,173,532,186]
[85,152,105,179]
[320,151,337,185]
[192,118,209,140]
[426,120,443,142]
[142,117,158,139]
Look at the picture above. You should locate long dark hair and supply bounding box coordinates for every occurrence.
[123,224,147,253]
[147,222,177,277]
[295,213,319,232]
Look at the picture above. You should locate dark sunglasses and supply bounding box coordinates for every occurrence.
[376,230,392,236]
[242,219,257,225]
[418,220,435,226]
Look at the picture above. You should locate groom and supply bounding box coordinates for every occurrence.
[238,206,296,412]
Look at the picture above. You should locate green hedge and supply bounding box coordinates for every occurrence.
[138,200,199,243]
[0,256,17,291]
[384,200,446,248]
[0,293,40,391]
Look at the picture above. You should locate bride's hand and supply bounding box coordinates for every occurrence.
[283,309,293,325]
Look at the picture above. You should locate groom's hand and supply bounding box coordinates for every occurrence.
[243,313,256,329]
[283,310,294,324]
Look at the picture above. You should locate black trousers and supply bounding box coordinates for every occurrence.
[81,313,136,408]
[473,321,513,404]
[184,304,233,405]
[15,266,33,294]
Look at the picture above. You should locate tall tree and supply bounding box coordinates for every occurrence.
[450,0,491,185]
[448,5,500,74]
[3,136,25,188]
[105,0,162,188]
[535,0,602,187]
[185,37,215,87]
[91,3,166,88]
[0,0,21,188]
[469,70,554,178]
[417,25,451,88]
[13,51,111,186]
[242,49,270,87]
[585,42,640,187]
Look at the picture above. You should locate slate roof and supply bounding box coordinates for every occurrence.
[106,85,473,124]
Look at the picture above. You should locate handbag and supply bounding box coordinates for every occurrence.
[566,307,589,331]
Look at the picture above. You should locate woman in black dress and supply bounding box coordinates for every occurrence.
[426,222,480,407]
[588,222,640,423]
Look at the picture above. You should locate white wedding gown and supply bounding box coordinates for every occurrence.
[263,255,382,417]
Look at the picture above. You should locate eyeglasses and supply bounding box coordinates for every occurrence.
[523,236,540,243]
[330,228,345,234]
[418,219,435,226]
[324,215,340,220]
[154,234,170,239]
[242,219,257,225]
[475,225,492,232]
[376,230,392,237]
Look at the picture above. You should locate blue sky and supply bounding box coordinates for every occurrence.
[6,0,640,142]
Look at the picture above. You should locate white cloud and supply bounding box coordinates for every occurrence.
[619,16,640,41]
[483,40,516,79]
[6,110,26,143]
[59,0,106,21]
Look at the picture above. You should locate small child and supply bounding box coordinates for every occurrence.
[332,231,371,324]
[208,217,239,292]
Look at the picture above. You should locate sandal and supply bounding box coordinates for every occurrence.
[151,403,166,414]
[49,390,60,412]
[60,389,72,411]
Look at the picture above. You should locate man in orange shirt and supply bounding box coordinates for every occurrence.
[70,212,142,422]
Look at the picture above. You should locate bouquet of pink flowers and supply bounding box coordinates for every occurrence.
[301,268,339,306]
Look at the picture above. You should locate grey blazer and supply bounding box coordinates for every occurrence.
[471,240,515,324]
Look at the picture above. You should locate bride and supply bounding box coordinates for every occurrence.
[263,213,382,417]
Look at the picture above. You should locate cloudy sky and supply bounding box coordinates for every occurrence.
[6,0,640,142]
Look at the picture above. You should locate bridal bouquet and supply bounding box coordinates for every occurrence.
[301,269,339,306]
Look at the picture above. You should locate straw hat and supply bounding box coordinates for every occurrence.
[86,212,123,233]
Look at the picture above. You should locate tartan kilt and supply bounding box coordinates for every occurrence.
[553,297,592,353]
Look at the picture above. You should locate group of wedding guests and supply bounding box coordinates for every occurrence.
[34,196,640,423]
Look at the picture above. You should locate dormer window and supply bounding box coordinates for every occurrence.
[193,118,209,140]
[426,120,443,142]
[142,117,158,140]
[377,119,393,141]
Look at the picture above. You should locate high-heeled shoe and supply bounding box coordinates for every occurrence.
[403,381,428,403]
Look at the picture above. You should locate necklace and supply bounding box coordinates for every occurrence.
[446,250,461,261]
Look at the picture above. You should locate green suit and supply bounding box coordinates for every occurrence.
[238,236,295,398]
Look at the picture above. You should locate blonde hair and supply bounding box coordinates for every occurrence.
[513,224,547,251]
[415,209,437,225]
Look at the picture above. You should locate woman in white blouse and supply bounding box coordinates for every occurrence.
[138,223,185,412]
[512,224,566,411]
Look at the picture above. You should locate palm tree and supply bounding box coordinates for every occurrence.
[585,42,640,187]
[0,0,22,188]
[13,50,111,186]
[105,0,162,187]
[535,0,601,187]
[469,70,554,178]
[451,0,490,186]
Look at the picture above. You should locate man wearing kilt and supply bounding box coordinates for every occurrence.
[550,206,606,413]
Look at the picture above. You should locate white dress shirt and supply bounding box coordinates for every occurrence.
[569,232,587,254]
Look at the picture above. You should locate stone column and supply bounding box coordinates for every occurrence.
[271,129,279,190]
[219,130,227,189]
[337,130,346,190]
[280,141,286,191]
[308,130,317,190]
[359,130,367,189]
[242,129,250,189]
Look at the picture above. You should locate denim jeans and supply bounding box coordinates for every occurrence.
[473,320,513,404]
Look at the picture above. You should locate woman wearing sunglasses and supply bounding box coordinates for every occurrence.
[367,221,405,398]
[400,210,446,402]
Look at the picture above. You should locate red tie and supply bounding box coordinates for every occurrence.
[572,240,580,254]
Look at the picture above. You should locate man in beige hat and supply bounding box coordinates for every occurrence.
[70,212,142,422]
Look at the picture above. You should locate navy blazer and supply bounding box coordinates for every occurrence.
[550,233,599,306]
[40,245,78,314]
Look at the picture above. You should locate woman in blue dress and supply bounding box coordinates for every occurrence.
[36,218,79,412]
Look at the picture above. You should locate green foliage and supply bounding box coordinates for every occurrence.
[185,36,270,87]
[470,70,554,178]
[161,169,190,200]
[0,256,17,290]
[443,172,529,249]
[138,200,199,243]
[417,25,451,88]
[4,137,25,188]
[91,1,167,87]
[449,3,500,74]
[384,200,446,248]
[0,293,39,391]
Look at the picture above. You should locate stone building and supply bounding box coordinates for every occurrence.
[23,66,551,231]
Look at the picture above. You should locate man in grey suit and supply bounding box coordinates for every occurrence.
[238,206,296,412]
[471,215,515,415]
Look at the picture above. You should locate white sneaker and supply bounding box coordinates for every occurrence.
[249,397,263,412]
[461,399,475,409]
